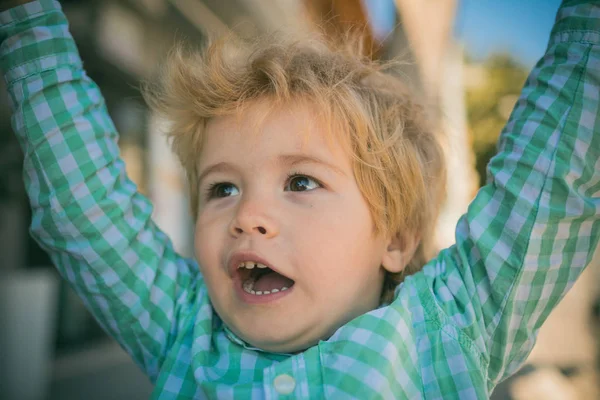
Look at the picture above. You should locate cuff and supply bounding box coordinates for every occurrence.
[0,0,80,85]
[550,1,600,46]
[0,0,61,32]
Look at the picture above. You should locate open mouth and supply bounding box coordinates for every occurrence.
[237,262,295,296]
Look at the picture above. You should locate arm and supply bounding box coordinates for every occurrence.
[0,0,201,381]
[0,0,33,12]
[421,0,599,387]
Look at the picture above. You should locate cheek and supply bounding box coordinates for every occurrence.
[297,202,382,282]
[193,215,222,269]
[193,218,205,257]
[324,201,378,254]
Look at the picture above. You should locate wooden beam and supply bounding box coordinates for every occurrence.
[394,0,457,98]
[303,0,380,58]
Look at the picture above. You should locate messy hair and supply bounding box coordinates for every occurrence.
[143,32,446,304]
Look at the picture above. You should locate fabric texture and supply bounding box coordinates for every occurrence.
[1,0,599,398]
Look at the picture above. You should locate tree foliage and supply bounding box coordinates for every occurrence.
[465,53,528,187]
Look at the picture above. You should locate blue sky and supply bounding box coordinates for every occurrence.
[455,0,562,68]
[363,0,562,69]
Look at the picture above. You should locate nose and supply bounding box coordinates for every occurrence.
[229,195,279,239]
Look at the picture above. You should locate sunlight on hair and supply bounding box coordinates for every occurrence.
[142,31,447,303]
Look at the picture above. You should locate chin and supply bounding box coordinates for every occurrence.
[236,324,322,354]
[249,336,316,354]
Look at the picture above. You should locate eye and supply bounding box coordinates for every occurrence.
[206,182,239,199]
[285,174,321,192]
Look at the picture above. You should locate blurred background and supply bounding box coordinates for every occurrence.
[0,0,598,399]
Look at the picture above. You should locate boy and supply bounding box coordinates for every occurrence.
[1,0,598,399]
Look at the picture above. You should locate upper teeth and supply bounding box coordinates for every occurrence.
[238,261,268,270]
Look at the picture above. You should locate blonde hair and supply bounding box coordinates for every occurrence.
[143,33,446,304]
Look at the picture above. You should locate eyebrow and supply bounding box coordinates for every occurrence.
[197,153,346,184]
[278,154,346,176]
[197,162,236,185]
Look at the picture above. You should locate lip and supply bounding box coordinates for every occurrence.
[233,280,294,304]
[228,250,295,304]
[228,251,288,279]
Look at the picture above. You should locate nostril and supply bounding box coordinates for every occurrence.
[257,227,267,234]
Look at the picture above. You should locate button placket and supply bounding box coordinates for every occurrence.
[263,351,310,398]
[273,374,296,395]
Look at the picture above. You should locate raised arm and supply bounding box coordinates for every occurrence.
[0,0,201,381]
[419,0,600,387]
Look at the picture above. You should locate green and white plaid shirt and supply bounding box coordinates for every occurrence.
[1,0,599,398]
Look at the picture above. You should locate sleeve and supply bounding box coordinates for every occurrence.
[0,0,201,381]
[421,0,600,387]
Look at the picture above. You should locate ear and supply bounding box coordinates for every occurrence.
[381,231,420,274]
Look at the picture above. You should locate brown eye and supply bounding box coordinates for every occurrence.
[286,175,320,192]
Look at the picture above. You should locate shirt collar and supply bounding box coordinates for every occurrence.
[213,310,295,359]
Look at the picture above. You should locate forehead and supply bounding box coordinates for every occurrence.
[201,99,351,166]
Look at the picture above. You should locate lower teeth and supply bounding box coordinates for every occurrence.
[242,279,289,296]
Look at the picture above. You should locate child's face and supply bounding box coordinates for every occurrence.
[194,99,400,353]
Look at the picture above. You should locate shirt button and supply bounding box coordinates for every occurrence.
[273,374,296,395]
